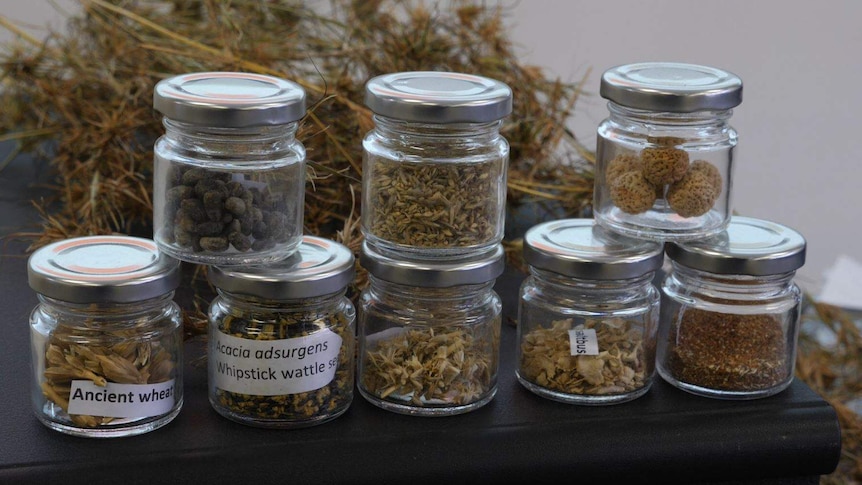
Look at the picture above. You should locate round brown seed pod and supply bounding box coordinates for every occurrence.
[605,153,642,184]
[647,136,687,147]
[609,171,658,214]
[641,147,689,185]
[667,171,719,218]
[688,160,722,199]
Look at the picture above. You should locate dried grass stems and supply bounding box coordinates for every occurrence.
[0,0,592,249]
[796,299,862,483]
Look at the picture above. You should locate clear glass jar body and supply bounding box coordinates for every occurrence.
[208,289,355,428]
[361,116,509,260]
[29,294,183,438]
[153,119,306,265]
[594,102,737,241]
[657,262,802,399]
[516,268,660,405]
[357,276,502,416]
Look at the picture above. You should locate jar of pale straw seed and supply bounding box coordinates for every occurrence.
[516,218,664,405]
[361,71,512,261]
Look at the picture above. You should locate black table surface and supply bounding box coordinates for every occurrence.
[0,148,842,485]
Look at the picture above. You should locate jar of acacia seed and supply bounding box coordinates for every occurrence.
[153,71,307,266]
[594,62,743,242]
[28,236,183,438]
[362,71,512,261]
[207,235,355,428]
[516,219,664,405]
[657,216,807,399]
[357,242,504,416]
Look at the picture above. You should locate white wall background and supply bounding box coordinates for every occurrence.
[2,0,861,295]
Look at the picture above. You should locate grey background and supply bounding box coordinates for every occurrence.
[2,0,861,294]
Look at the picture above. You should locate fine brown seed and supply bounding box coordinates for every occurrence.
[641,147,689,185]
[665,308,788,391]
[608,171,657,214]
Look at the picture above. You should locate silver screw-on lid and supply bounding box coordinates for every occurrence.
[360,243,505,287]
[28,236,180,303]
[208,236,355,299]
[365,71,513,123]
[665,216,806,275]
[154,72,306,127]
[600,62,743,112]
[523,219,664,280]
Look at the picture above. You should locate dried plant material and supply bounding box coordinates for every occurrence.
[213,306,353,422]
[641,147,689,185]
[159,164,303,255]
[364,157,503,249]
[609,171,657,214]
[604,153,642,185]
[40,321,180,428]
[646,136,687,147]
[666,308,788,391]
[666,169,720,218]
[0,0,593,266]
[362,324,499,407]
[796,300,862,484]
[519,318,648,396]
[688,159,722,198]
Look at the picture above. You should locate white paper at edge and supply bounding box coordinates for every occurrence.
[817,254,862,310]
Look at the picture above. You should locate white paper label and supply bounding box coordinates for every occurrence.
[67,379,176,418]
[568,328,599,356]
[211,329,343,396]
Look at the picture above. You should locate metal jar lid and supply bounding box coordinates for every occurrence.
[600,62,743,112]
[360,242,505,287]
[364,71,513,123]
[208,236,355,299]
[523,219,664,280]
[665,216,806,276]
[153,72,306,127]
[28,236,181,303]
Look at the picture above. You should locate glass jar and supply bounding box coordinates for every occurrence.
[594,62,743,242]
[357,242,504,416]
[207,235,356,428]
[153,71,307,266]
[27,236,183,438]
[516,219,664,405]
[657,216,807,399]
[361,71,512,261]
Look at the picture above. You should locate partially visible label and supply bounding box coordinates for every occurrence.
[211,329,342,396]
[568,328,599,356]
[67,379,176,418]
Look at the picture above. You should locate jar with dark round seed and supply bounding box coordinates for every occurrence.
[357,242,504,416]
[657,216,807,399]
[594,62,742,242]
[153,71,307,265]
[516,219,664,405]
[362,71,512,261]
[207,235,356,428]
[28,236,183,438]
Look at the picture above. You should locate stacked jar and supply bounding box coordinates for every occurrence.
[357,71,513,416]
[152,72,357,427]
[589,62,807,401]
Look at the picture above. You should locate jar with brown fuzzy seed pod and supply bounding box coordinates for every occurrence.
[595,62,742,242]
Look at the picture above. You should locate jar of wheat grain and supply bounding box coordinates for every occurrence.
[27,236,183,438]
